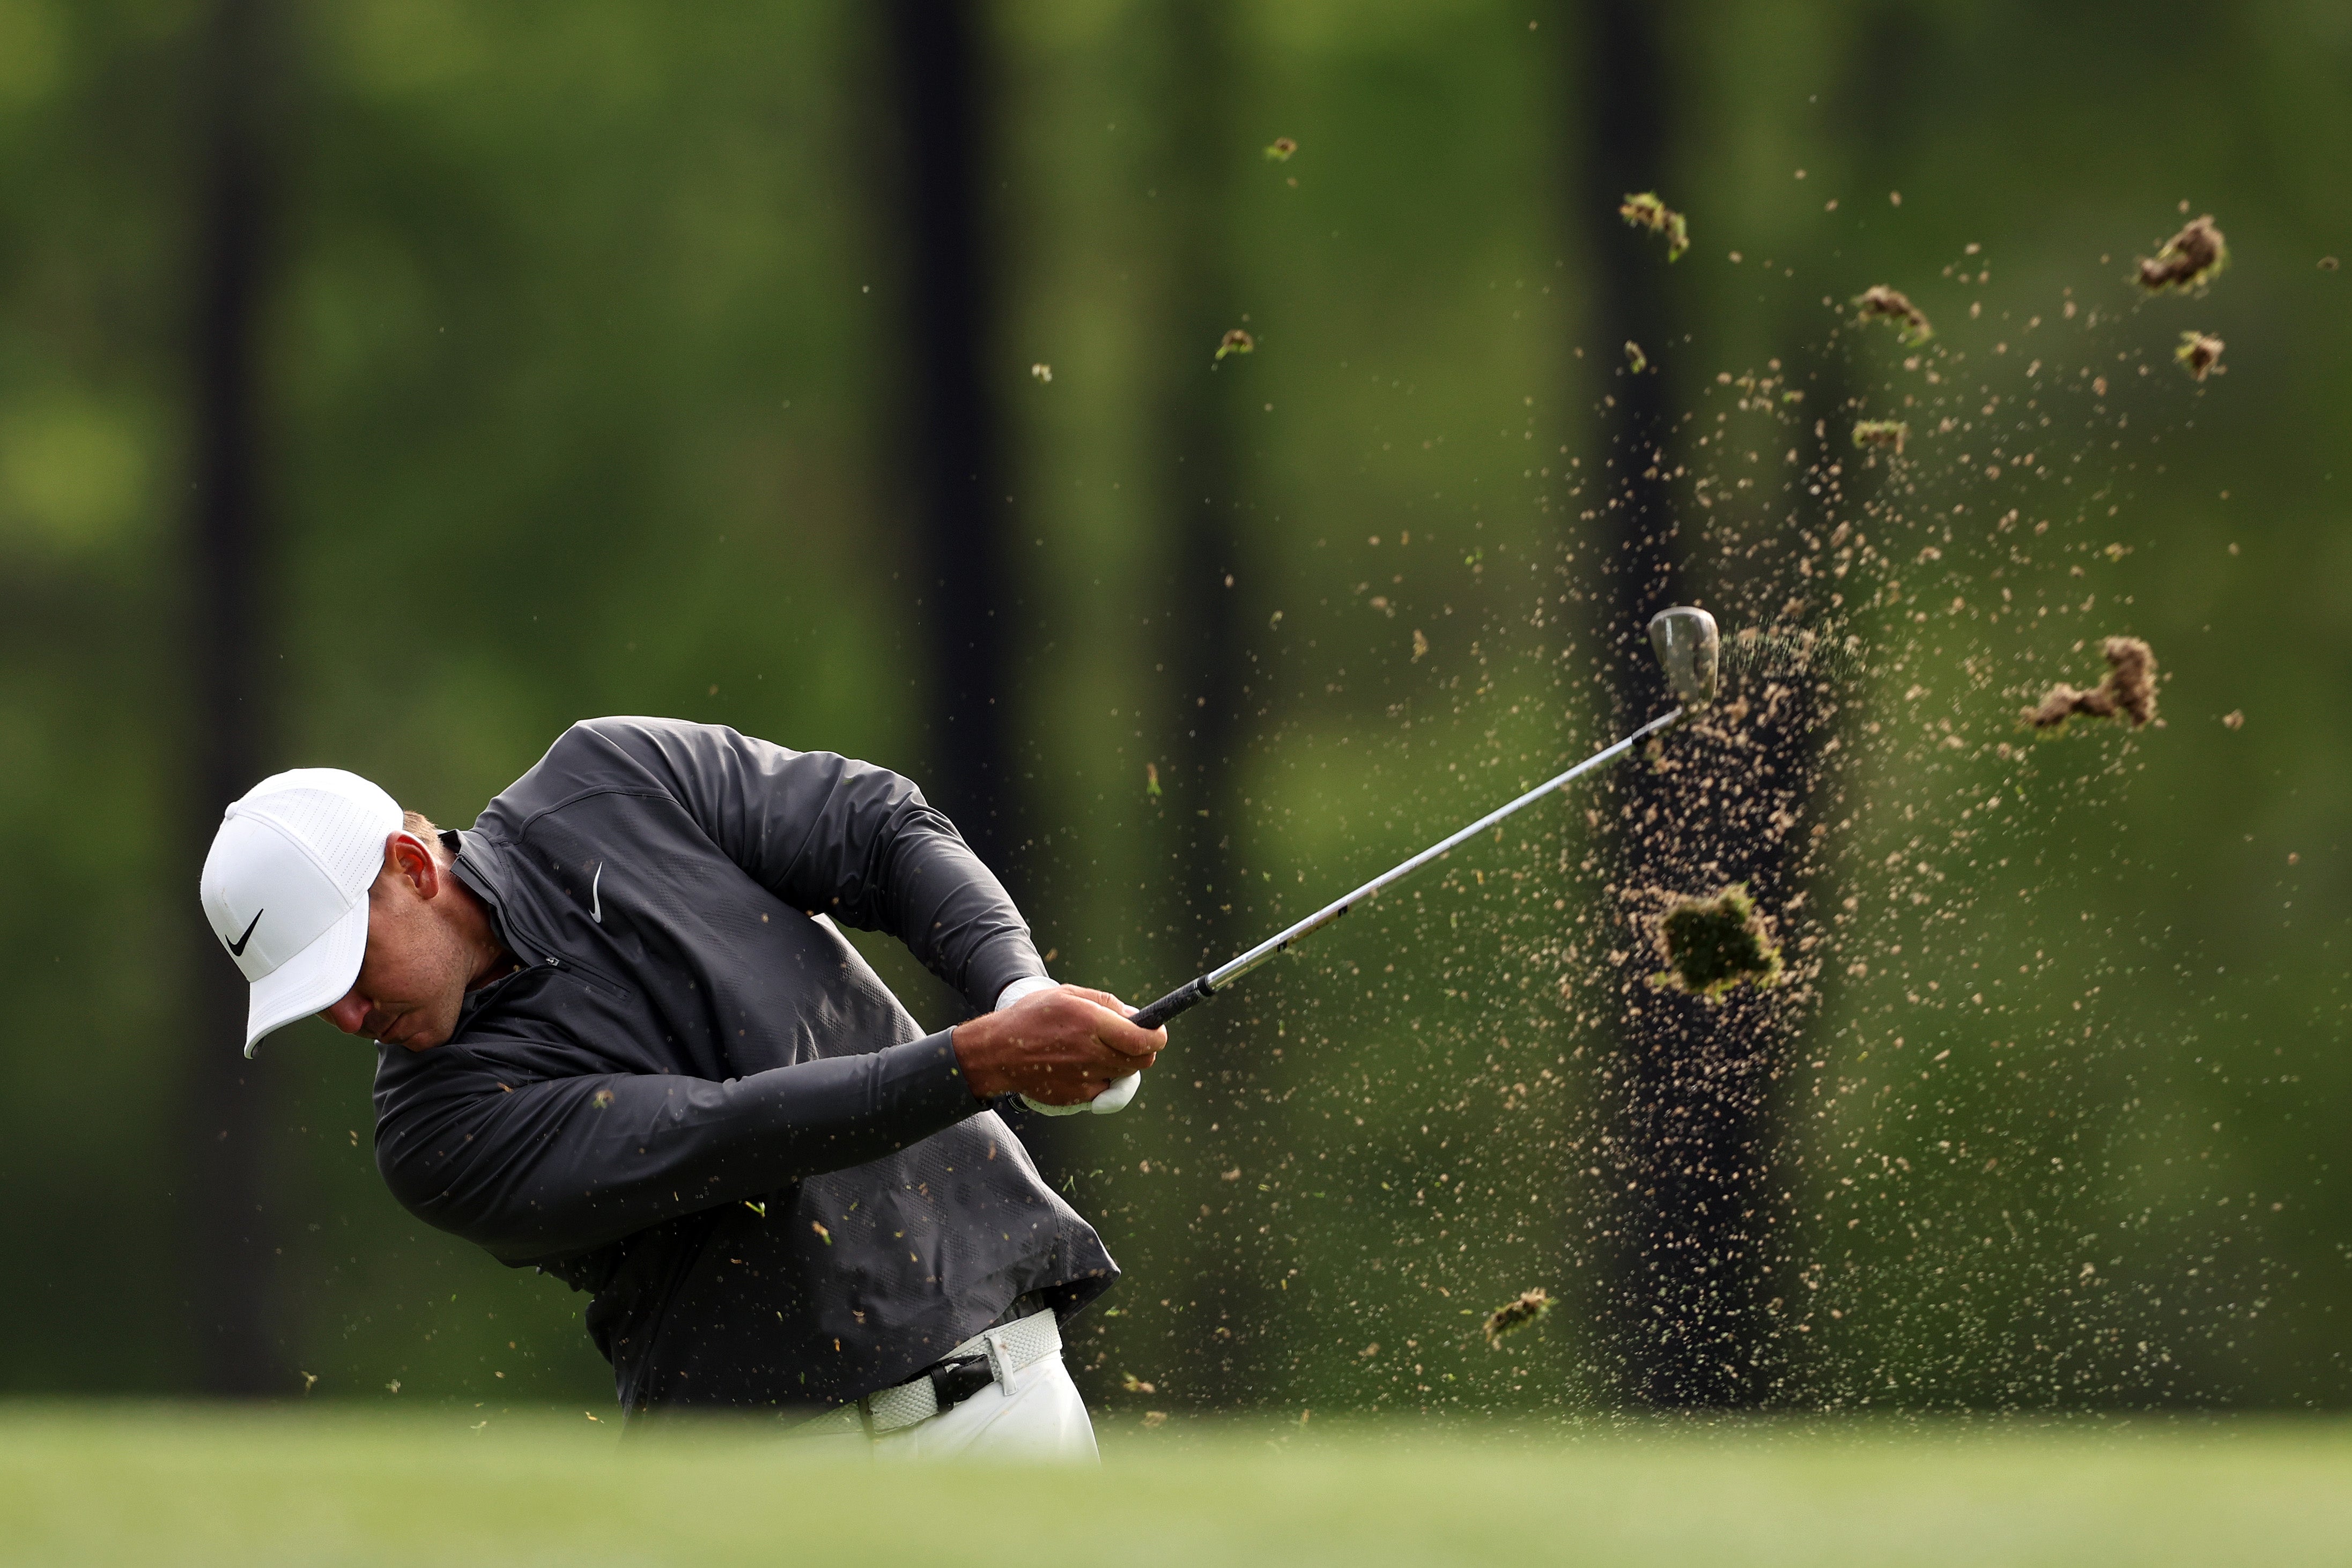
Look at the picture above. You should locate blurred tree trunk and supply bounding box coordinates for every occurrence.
[881,3,1101,1194]
[182,0,283,1397]
[1159,14,1245,985]
[1145,0,1266,1400]
[886,0,1016,871]
[1574,0,1802,1408]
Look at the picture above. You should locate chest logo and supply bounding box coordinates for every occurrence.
[590,862,604,924]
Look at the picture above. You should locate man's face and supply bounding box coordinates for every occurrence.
[319,835,475,1051]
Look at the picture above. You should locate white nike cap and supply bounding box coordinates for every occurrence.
[199,767,402,1057]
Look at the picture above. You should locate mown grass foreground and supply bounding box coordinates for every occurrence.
[2,1403,2348,1566]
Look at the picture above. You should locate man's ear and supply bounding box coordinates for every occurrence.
[384,831,442,899]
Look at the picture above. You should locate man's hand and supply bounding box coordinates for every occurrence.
[952,985,1164,1105]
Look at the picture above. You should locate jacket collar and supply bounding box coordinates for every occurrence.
[445,828,535,965]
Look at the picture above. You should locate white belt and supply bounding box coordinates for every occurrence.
[798,1307,1061,1439]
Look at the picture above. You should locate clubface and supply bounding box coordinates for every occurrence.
[1647,605,1720,709]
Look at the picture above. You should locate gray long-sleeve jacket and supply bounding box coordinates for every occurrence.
[369,717,1114,1415]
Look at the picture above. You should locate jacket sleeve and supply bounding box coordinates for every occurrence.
[376,1030,979,1264]
[572,718,1045,1010]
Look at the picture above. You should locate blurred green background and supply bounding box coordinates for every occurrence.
[2,0,2346,1422]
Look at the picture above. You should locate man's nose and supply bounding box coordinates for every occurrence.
[322,991,371,1035]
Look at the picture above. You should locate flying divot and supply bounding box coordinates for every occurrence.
[1618,191,1690,262]
[2174,331,2224,381]
[2137,215,2227,293]
[1648,883,1784,1000]
[2023,637,2158,733]
[1480,1288,1553,1347]
[1026,608,1722,1114]
[1853,285,1933,345]
[1851,418,1909,453]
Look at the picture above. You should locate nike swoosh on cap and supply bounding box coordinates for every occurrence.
[225,908,263,958]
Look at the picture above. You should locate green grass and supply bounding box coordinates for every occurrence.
[3,1403,2349,1566]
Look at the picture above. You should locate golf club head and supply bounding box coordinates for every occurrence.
[1647,605,1720,709]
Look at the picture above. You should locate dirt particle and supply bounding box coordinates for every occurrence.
[1121,1372,1157,1393]
[1481,1288,1554,1347]
[2023,636,2159,733]
[1142,1410,1168,1428]
[1215,328,1254,360]
[1618,191,1690,262]
[2222,709,2245,730]
[1145,763,1162,798]
[1263,137,1298,162]
[2137,215,2227,293]
[1030,362,1052,382]
[1624,340,1648,374]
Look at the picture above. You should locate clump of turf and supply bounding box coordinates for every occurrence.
[1481,1288,1552,1348]
[1851,418,1909,454]
[1647,883,1784,1000]
[1618,191,1689,262]
[1263,137,1297,162]
[2137,215,2227,293]
[2175,331,2224,381]
[2023,636,2159,733]
[1215,328,1254,360]
[1624,340,1648,374]
[1853,284,1932,345]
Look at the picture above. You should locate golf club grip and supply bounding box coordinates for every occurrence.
[1129,976,1214,1031]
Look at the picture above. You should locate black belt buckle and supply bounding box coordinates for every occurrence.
[927,1353,996,1413]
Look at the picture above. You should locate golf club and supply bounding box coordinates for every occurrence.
[1130,604,1719,1032]
[1023,605,1715,1115]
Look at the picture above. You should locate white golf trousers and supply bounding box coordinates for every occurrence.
[872,1349,1099,1462]
[797,1349,1100,1462]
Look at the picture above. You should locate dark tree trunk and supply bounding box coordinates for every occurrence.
[181,0,283,1397]
[877,4,1100,1192]
[1576,0,1791,1409]
[886,0,1017,872]
[1160,10,1245,977]
[1145,0,1267,1398]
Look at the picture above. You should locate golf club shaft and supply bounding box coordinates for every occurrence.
[1127,705,1685,1031]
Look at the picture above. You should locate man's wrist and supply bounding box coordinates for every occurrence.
[994,974,1057,1012]
[951,1012,1010,1100]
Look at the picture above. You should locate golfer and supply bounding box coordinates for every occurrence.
[197,716,1161,1457]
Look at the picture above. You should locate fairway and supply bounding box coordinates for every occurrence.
[2,1405,2347,1567]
